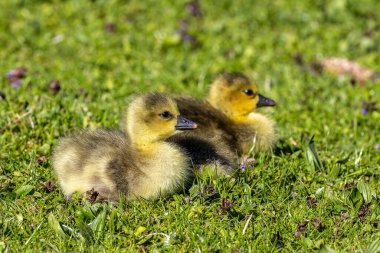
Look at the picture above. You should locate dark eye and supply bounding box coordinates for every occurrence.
[243,89,254,96]
[159,111,172,119]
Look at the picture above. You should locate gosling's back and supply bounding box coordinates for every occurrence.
[54,129,192,200]
[53,130,134,200]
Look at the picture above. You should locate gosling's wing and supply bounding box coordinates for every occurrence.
[167,131,238,175]
[174,96,227,129]
[53,129,130,198]
[174,96,241,155]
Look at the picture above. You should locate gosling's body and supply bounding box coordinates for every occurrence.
[167,129,237,175]
[174,72,276,157]
[166,97,238,175]
[53,93,196,201]
[233,112,276,153]
[54,130,190,200]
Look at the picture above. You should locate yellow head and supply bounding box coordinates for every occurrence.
[208,73,276,122]
[125,93,197,150]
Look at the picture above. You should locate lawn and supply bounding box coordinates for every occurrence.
[1,0,380,251]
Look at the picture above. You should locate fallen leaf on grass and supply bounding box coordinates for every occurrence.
[202,184,219,201]
[292,54,378,84]
[319,58,377,85]
[298,221,308,232]
[49,80,61,95]
[85,188,99,204]
[358,203,371,221]
[203,184,217,195]
[294,231,302,238]
[217,198,233,214]
[185,0,202,17]
[104,22,116,33]
[311,217,324,231]
[294,220,308,238]
[306,196,318,207]
[43,180,56,192]
[36,155,47,166]
[6,67,27,88]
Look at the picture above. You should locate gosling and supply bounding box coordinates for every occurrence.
[53,93,197,201]
[174,72,276,157]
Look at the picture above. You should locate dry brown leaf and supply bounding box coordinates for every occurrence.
[319,58,377,84]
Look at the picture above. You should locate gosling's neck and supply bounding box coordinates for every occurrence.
[208,98,249,123]
[230,113,251,123]
[218,107,250,123]
[130,138,161,153]
[127,125,166,152]
[129,132,174,153]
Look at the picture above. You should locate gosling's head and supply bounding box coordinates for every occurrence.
[208,72,276,121]
[125,93,197,149]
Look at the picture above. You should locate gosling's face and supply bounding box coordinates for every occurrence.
[127,93,197,143]
[209,73,276,118]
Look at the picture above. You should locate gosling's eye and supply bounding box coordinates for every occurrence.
[243,89,254,96]
[159,111,172,119]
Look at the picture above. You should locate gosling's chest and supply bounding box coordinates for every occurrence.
[135,145,190,197]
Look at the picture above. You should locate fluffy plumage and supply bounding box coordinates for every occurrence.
[173,72,277,160]
[53,93,196,201]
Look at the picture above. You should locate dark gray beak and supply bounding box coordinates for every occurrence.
[175,115,197,130]
[256,94,276,107]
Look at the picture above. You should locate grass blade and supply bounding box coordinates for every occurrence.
[48,213,67,239]
[357,180,374,203]
[15,185,34,198]
[367,238,380,253]
[306,135,324,171]
[75,218,93,243]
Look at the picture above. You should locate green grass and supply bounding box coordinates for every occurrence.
[1,0,380,251]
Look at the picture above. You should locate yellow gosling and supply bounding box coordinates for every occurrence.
[175,72,276,157]
[53,93,197,201]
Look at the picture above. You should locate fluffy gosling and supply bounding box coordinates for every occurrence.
[53,93,197,201]
[174,72,276,157]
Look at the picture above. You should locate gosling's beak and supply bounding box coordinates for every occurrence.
[175,115,197,130]
[256,94,276,107]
